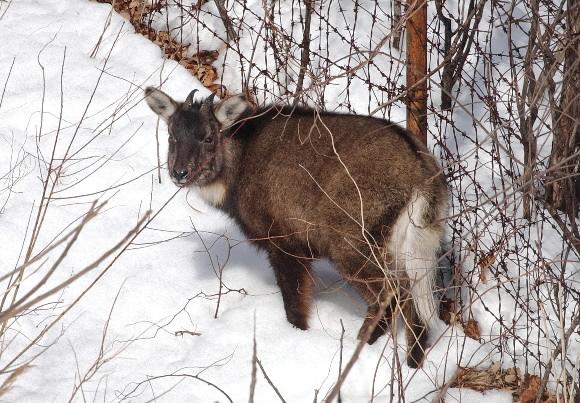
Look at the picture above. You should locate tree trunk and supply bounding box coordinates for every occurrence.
[546,0,579,219]
[406,0,428,145]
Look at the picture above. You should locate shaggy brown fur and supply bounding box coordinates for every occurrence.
[145,89,448,368]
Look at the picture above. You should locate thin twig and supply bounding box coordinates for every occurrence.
[257,359,287,403]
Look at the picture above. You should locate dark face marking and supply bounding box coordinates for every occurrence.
[145,88,251,187]
[166,104,225,187]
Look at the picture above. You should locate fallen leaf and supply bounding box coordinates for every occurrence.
[478,252,496,283]
[519,375,542,403]
[464,319,481,340]
[208,84,227,98]
[504,367,520,385]
[439,297,457,325]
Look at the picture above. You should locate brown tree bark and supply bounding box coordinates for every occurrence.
[546,0,579,219]
[406,0,428,145]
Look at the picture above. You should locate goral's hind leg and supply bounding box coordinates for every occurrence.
[358,295,397,344]
[266,247,314,330]
[334,247,429,367]
[400,292,428,368]
[332,252,398,344]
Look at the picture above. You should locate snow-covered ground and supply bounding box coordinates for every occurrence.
[0,0,576,402]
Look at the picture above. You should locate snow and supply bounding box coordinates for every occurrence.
[446,388,512,403]
[0,0,577,402]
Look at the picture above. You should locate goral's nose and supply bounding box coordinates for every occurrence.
[173,169,189,181]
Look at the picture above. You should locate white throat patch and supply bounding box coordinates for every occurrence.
[196,180,227,207]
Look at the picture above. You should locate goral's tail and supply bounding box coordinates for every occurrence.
[389,191,445,328]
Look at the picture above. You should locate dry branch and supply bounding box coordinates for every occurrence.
[293,0,314,107]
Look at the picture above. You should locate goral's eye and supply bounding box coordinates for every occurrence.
[203,136,213,144]
[168,136,176,144]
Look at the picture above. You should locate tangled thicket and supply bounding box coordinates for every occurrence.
[97,0,580,399]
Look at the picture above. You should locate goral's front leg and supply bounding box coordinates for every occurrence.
[266,247,314,330]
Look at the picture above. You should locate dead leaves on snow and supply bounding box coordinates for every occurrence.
[449,363,557,402]
[451,363,519,394]
[95,0,226,97]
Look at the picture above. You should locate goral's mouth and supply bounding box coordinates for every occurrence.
[171,169,213,187]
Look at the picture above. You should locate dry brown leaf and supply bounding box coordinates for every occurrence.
[197,50,219,64]
[156,31,171,44]
[452,362,505,392]
[439,297,457,325]
[504,367,520,385]
[207,84,227,98]
[201,68,217,86]
[118,9,130,20]
[478,252,496,283]
[515,373,560,402]
[128,0,143,8]
[519,375,541,402]
[516,374,558,403]
[463,318,481,340]
[454,367,491,392]
[449,365,560,402]
[450,363,521,396]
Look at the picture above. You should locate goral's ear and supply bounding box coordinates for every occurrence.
[213,95,253,129]
[144,87,177,121]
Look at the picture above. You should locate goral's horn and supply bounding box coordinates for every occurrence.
[200,93,216,113]
[184,89,198,108]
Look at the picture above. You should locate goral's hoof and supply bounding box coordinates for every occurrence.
[286,313,308,331]
[406,342,425,368]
